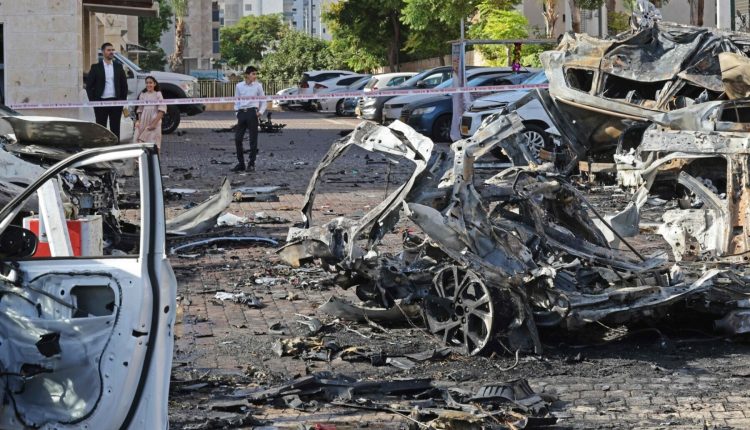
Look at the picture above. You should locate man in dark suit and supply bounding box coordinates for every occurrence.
[86,42,129,141]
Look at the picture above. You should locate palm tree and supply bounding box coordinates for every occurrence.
[168,0,188,72]
[542,0,559,38]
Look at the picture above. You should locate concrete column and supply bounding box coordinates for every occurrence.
[717,0,732,30]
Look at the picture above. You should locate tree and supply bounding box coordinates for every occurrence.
[687,0,704,26]
[220,14,283,67]
[402,22,460,66]
[168,0,188,72]
[261,29,339,82]
[137,1,172,71]
[323,0,405,72]
[402,0,520,29]
[468,8,530,65]
[568,0,604,33]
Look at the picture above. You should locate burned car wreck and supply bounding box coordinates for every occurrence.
[280,113,750,356]
[541,20,750,162]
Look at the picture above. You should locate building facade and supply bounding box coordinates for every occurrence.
[219,0,335,40]
[0,0,154,118]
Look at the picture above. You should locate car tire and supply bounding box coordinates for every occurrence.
[335,100,345,116]
[491,124,550,161]
[431,114,452,143]
[162,105,181,135]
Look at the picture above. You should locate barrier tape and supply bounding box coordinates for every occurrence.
[7,83,549,110]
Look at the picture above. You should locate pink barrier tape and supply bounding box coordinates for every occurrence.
[7,83,549,110]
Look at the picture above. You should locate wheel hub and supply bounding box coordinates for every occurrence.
[424,266,495,355]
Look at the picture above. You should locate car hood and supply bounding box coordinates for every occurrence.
[386,92,446,107]
[470,90,529,109]
[408,95,451,110]
[0,116,119,147]
[139,70,197,83]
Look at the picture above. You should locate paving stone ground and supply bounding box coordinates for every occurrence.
[162,111,750,429]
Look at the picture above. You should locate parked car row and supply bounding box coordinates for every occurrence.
[273,70,416,116]
[273,65,555,152]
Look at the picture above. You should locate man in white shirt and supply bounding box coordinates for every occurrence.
[85,42,129,141]
[233,66,267,172]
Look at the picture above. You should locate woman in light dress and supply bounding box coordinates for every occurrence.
[134,76,167,152]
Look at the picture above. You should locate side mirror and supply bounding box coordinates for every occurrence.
[416,80,426,88]
[125,68,134,79]
[0,225,38,259]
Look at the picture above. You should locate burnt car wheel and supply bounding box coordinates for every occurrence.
[491,124,551,161]
[522,124,551,161]
[423,266,495,355]
[161,105,181,135]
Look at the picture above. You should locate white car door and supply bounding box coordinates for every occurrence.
[0,144,175,429]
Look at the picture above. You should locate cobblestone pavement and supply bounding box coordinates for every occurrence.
[162,111,750,429]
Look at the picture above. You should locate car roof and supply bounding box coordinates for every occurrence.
[318,73,371,82]
[304,70,355,76]
[373,72,417,78]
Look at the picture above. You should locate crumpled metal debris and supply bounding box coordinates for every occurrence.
[166,178,232,235]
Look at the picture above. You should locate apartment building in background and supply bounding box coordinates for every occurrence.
[219,0,335,40]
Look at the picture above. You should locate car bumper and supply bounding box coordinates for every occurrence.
[407,116,432,135]
[382,107,402,124]
[181,103,205,116]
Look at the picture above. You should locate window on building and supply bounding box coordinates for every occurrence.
[245,4,252,11]
[212,28,220,54]
[212,2,220,22]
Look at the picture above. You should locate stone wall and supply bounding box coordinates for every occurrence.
[0,0,83,118]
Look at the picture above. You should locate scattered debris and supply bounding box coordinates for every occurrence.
[213,292,264,308]
[231,372,555,428]
[169,236,278,254]
[216,212,249,227]
[232,186,280,202]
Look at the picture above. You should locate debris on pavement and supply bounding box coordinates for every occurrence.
[213,291,264,308]
[231,372,555,428]
[169,236,279,254]
[216,212,249,227]
[232,186,281,202]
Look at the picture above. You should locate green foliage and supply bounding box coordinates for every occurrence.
[468,8,529,65]
[402,0,519,30]
[608,10,631,35]
[328,39,383,72]
[260,29,339,82]
[220,14,283,67]
[137,1,173,71]
[402,20,460,61]
[323,0,404,70]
